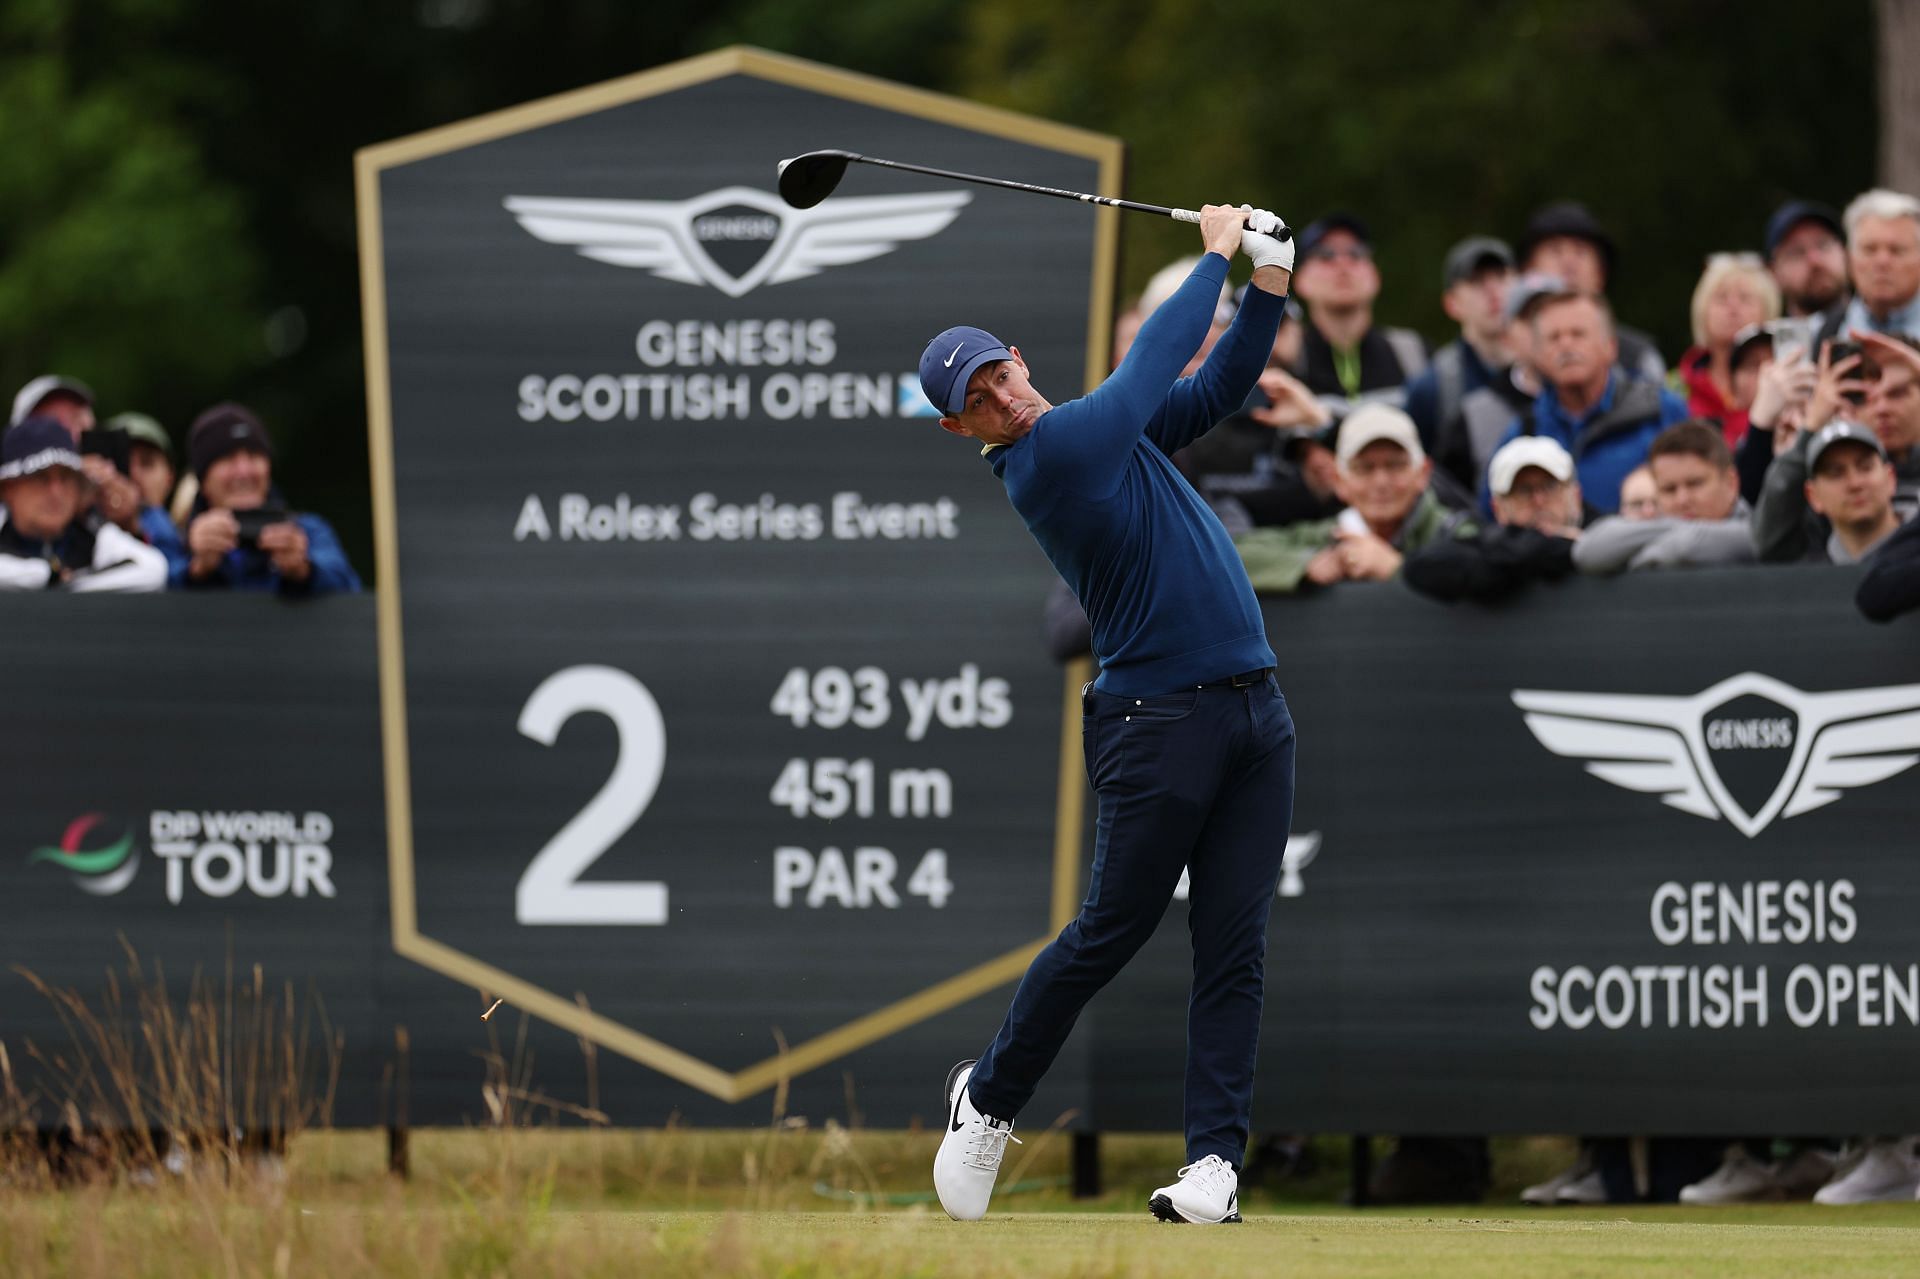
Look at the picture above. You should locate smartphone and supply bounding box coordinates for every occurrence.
[234,506,291,547]
[1824,341,1880,405]
[1768,316,1814,369]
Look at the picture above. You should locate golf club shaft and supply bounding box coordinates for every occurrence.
[838,152,1200,223]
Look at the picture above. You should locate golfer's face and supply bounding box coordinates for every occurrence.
[952,357,1041,447]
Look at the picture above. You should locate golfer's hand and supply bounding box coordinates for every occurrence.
[1238,205,1294,280]
[1199,205,1248,259]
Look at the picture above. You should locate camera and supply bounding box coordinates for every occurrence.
[78,426,132,476]
[233,506,291,548]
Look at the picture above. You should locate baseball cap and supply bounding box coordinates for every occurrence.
[0,416,85,481]
[1296,213,1371,260]
[10,374,95,428]
[920,326,1014,417]
[1730,322,1774,369]
[1441,236,1515,290]
[1335,403,1424,469]
[1488,435,1575,497]
[1762,200,1844,262]
[188,402,274,480]
[108,411,173,461]
[1502,272,1571,325]
[1806,419,1890,474]
[1519,201,1617,276]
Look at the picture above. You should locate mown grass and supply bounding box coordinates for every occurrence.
[6,1129,1920,1278]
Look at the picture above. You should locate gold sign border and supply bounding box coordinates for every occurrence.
[356,46,1112,1102]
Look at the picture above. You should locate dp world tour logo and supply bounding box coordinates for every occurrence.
[503,186,970,298]
[1514,672,1920,838]
[28,814,140,895]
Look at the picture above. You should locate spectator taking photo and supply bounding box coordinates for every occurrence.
[157,403,361,594]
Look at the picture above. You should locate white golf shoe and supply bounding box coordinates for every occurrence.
[1679,1143,1779,1204]
[1520,1148,1594,1205]
[933,1060,1018,1221]
[1814,1137,1920,1204]
[1149,1153,1242,1223]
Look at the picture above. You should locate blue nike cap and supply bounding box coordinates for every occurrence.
[920,326,1013,417]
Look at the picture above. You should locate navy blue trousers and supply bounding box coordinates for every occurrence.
[968,674,1296,1168]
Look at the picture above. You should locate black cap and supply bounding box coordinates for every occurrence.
[188,403,274,480]
[1762,200,1844,262]
[1806,419,1890,474]
[1296,213,1371,260]
[1518,201,1617,277]
[0,416,85,480]
[1730,322,1773,368]
[1441,236,1515,290]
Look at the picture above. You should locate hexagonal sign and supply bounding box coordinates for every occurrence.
[356,47,1117,1102]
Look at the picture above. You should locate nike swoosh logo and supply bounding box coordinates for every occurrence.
[944,343,964,368]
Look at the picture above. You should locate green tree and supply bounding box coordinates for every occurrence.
[0,1,259,430]
[955,0,1875,354]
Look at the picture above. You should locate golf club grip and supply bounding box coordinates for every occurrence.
[1173,207,1295,243]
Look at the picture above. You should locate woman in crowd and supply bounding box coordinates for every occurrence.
[1675,254,1780,446]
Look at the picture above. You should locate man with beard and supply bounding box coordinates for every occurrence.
[1763,201,1850,320]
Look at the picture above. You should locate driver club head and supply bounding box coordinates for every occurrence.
[776,150,854,209]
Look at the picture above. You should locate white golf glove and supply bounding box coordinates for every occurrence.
[1238,205,1294,272]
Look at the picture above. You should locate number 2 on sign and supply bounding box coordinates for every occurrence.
[515,666,669,925]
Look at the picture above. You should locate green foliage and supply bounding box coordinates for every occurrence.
[0,30,259,424]
[954,0,1875,352]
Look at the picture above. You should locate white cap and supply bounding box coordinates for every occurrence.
[1489,435,1575,496]
[10,374,94,428]
[1138,256,1235,326]
[1336,403,1425,470]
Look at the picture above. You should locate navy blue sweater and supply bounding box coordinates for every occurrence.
[987,253,1283,695]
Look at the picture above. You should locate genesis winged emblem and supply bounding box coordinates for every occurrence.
[503,186,971,298]
[1513,672,1920,838]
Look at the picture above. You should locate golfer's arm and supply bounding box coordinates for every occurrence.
[1038,255,1227,486]
[1150,285,1285,454]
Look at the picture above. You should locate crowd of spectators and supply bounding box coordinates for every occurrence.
[0,378,359,595]
[1069,187,1920,1207]
[1085,189,1920,647]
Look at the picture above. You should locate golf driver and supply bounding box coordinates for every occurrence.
[776,149,1290,241]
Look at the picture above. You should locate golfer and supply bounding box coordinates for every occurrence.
[919,205,1297,1224]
